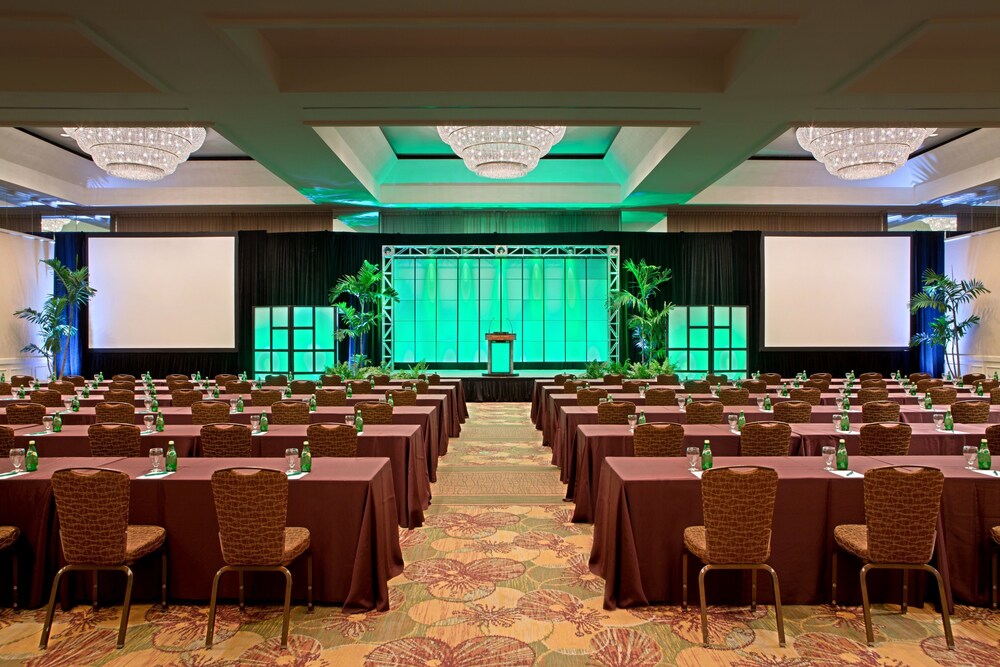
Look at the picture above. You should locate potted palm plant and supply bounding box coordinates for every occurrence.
[329,260,399,366]
[607,258,674,364]
[909,268,990,377]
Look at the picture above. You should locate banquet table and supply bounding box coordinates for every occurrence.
[588,455,1000,610]
[790,422,993,456]
[0,456,403,611]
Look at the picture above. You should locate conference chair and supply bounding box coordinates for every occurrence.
[346,380,371,395]
[594,401,634,424]
[976,380,999,393]
[164,374,189,383]
[5,403,45,425]
[368,374,391,386]
[270,401,310,425]
[206,468,311,649]
[831,466,952,649]
[656,373,681,386]
[263,374,288,387]
[861,401,901,423]
[803,379,830,392]
[759,373,782,386]
[992,388,1000,406]
[682,466,784,647]
[191,401,230,425]
[952,400,990,424]
[88,423,142,457]
[250,389,282,407]
[47,380,75,395]
[64,375,86,387]
[857,388,889,404]
[109,381,136,391]
[106,389,136,404]
[809,373,833,384]
[9,375,33,388]
[314,388,347,406]
[29,390,63,408]
[224,381,252,395]
[0,382,10,396]
[644,387,676,406]
[553,374,573,386]
[200,424,252,457]
[858,422,911,456]
[167,380,196,392]
[111,374,136,384]
[916,378,943,393]
[719,388,749,407]
[908,372,931,384]
[789,388,821,406]
[0,425,13,456]
[0,526,19,608]
[95,402,136,425]
[386,389,417,406]
[563,380,588,393]
[401,380,429,394]
[170,389,204,407]
[633,423,685,457]
[773,401,812,423]
[39,468,167,650]
[705,374,729,386]
[288,380,317,395]
[603,374,624,386]
[963,373,986,385]
[684,380,711,394]
[306,423,359,457]
[739,422,792,456]
[319,374,342,386]
[356,401,393,424]
[427,373,442,385]
[686,401,724,425]
[993,526,1000,609]
[859,373,883,383]
[741,379,767,393]
[861,379,888,389]
[928,387,957,405]
[621,380,645,394]
[576,388,607,406]
[988,425,1000,456]
[214,374,238,388]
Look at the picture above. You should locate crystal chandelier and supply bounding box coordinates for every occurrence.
[436,126,566,179]
[63,127,207,181]
[795,127,936,180]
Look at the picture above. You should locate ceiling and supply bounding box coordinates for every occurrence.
[19,127,247,159]
[2,1,1000,222]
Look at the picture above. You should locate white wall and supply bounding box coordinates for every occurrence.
[945,228,1000,376]
[0,230,54,378]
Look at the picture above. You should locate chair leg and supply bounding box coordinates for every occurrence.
[161,550,168,609]
[39,566,68,649]
[993,549,997,610]
[859,564,875,647]
[280,566,292,650]
[117,566,134,649]
[681,551,688,611]
[239,570,245,613]
[11,550,17,611]
[92,571,99,610]
[901,570,908,615]
[925,565,955,650]
[205,568,226,648]
[306,553,314,613]
[831,550,838,606]
[698,565,710,646]
[751,569,757,613]
[764,565,785,648]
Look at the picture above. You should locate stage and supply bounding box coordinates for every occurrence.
[435,368,575,402]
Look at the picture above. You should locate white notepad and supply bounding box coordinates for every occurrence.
[970,469,1000,478]
[137,471,175,480]
[828,470,862,478]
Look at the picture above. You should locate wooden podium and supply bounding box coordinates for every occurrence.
[484,332,517,376]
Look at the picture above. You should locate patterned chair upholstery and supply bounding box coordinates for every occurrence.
[952,400,990,424]
[861,379,888,389]
[684,380,711,394]
[992,524,1000,608]
[224,381,252,395]
[387,389,418,406]
[95,402,136,425]
[739,422,792,456]
[167,381,196,392]
[0,382,10,396]
[63,375,86,387]
[976,380,1000,393]
[705,374,729,386]
[644,388,676,406]
[29,390,63,408]
[314,389,347,406]
[40,468,166,649]
[0,524,19,608]
[992,388,1000,406]
[928,387,957,405]
[171,389,204,407]
[857,388,889,404]
[741,379,767,393]
[9,375,33,388]
[214,374,238,388]
[719,388,749,407]
[859,373,883,383]
[109,381,136,391]
[656,374,681,386]
[809,373,833,384]
[250,389,282,407]
[789,388,821,406]
[858,422,911,456]
[759,373,782,386]
[832,466,952,649]
[306,424,359,457]
[368,374,391,387]
[288,380,317,395]
[576,388,608,406]
[88,423,142,457]
[633,423,685,457]
[47,380,76,395]
[106,389,136,404]
[861,401,901,423]
[916,378,943,393]
[908,372,931,384]
[346,380,371,395]
[596,401,636,425]
[803,379,830,392]
[191,401,230,425]
[263,374,288,387]
[682,466,784,647]
[401,380,430,394]
[270,400,310,425]
[164,374,189,383]
[200,424,252,457]
[0,425,14,457]
[207,468,312,648]
[553,374,573,387]
[772,401,812,423]
[112,374,136,384]
[356,401,393,424]
[685,401,724,425]
[621,380,645,394]
[319,374,342,386]
[987,424,1000,456]
[963,373,986,385]
[427,373,442,385]
[5,403,45,425]
[563,380,588,394]
[603,374,624,386]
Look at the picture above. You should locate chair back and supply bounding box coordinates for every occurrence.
[346,380,371,395]
[928,387,957,405]
[685,401,723,424]
[320,374,342,386]
[656,373,681,386]
[271,400,310,425]
[314,388,347,406]
[29,390,63,407]
[739,422,791,456]
[109,381,136,391]
[112,374,136,383]
[225,381,252,394]
[387,389,417,406]
[861,400,901,423]
[88,423,141,457]
[575,388,608,406]
[975,380,999,393]
[263,374,288,387]
[963,373,986,385]
[401,380,429,394]
[164,374,189,383]
[356,401,393,424]
[167,380,196,392]
[772,400,812,423]
[592,401,633,425]
[201,423,252,457]
[47,380,76,395]
[191,401,230,425]
[759,373,782,386]
[95,401,135,425]
[644,387,676,406]
[861,379,888,389]
[916,378,943,393]
[621,380,645,394]
[250,389,282,407]
[705,374,729,386]
[215,374,238,387]
[986,424,1000,456]
[106,389,136,404]
[171,389,204,407]
[741,379,767,393]
[289,380,317,395]
[603,374,624,386]
[51,468,130,565]
[553,374,573,386]
[211,468,288,566]
[563,380,588,393]
[789,387,821,406]
[0,382,10,396]
[427,373,442,385]
[858,422,911,456]
[306,423,359,457]
[992,388,1000,406]
[857,388,889,404]
[0,425,13,456]
[684,380,711,394]
[809,373,833,383]
[718,387,749,406]
[952,400,990,424]
[369,374,391,386]
[702,466,778,564]
[859,372,883,382]
[5,402,45,424]
[863,466,944,564]
[633,423,685,457]
[803,379,830,391]
[9,375,33,388]
[908,372,931,384]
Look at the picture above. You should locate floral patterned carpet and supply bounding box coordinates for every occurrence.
[2,402,1000,665]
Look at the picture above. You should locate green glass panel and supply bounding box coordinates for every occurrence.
[439,279,458,300]
[458,341,479,363]
[544,300,564,320]
[566,320,587,342]
[436,343,457,363]
[523,300,543,322]
[293,328,312,350]
[315,308,335,345]
[689,328,709,349]
[414,340,435,360]
[438,300,458,322]
[731,308,748,348]
[254,308,271,350]
[543,258,563,279]
[713,350,731,370]
[272,308,288,327]
[394,345,416,364]
[566,341,586,360]
[523,319,544,342]
[668,307,688,348]
[394,326,415,342]
[271,351,288,372]
[587,300,607,319]
[544,339,565,362]
[293,351,313,373]
[438,257,457,280]
[293,307,313,327]
[715,307,730,327]
[272,329,289,350]
[315,351,334,371]
[489,341,511,373]
[393,301,414,322]
[690,351,709,371]
[585,341,608,361]
[254,351,271,373]
[715,327,730,349]
[669,351,688,371]
[414,322,436,341]
[732,350,747,371]
[522,341,543,362]
[690,307,709,327]
[586,258,606,279]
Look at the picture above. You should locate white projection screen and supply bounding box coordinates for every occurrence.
[88,236,236,349]
[763,235,912,348]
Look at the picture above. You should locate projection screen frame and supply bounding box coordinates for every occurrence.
[85,232,239,353]
[759,232,914,352]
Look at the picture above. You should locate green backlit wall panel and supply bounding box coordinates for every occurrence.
[667,306,748,380]
[254,306,337,380]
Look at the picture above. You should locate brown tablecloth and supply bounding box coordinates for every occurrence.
[13,425,200,458]
[790,422,992,456]
[900,405,1000,424]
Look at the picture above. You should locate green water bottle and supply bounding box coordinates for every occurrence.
[994,371,999,382]
[840,411,850,432]
[736,410,746,432]
[300,440,312,473]
[155,412,165,432]
[25,440,38,472]
[909,384,917,396]
[978,438,992,471]
[781,383,789,397]
[701,439,713,471]
[685,394,692,406]
[17,386,25,399]
[150,395,159,412]
[213,385,220,398]
[284,384,292,398]
[165,441,177,472]
[309,394,317,411]
[260,411,269,432]
[82,385,90,398]
[355,410,364,433]
[946,371,953,381]
[370,377,376,391]
[836,438,848,470]
[0,372,4,383]
[386,393,394,407]
[793,378,800,389]
[98,371,104,382]
[924,392,933,409]
[763,394,772,411]
[977,383,984,397]
[842,395,851,410]
[958,379,965,388]
[943,410,954,432]
[637,410,646,425]
[32,379,39,390]
[52,412,62,432]
[71,395,80,412]
[346,384,353,398]
[236,395,244,413]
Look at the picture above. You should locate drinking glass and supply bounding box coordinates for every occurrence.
[93,374,100,383]
[143,415,155,432]
[229,398,238,412]
[249,414,261,432]
[822,445,836,471]
[727,414,739,431]
[835,397,844,411]
[9,448,25,472]
[63,398,72,412]
[144,398,152,412]
[832,414,842,431]
[149,447,164,473]
[676,397,685,410]
[379,396,387,403]
[932,413,945,431]
[285,448,300,474]
[963,445,978,470]
[638,387,646,399]
[42,416,54,433]
[686,447,700,471]
[626,414,638,432]
[710,386,717,397]
[756,397,765,410]
[143,388,151,399]
[345,414,356,426]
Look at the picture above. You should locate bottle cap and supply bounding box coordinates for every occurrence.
[168,440,174,445]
